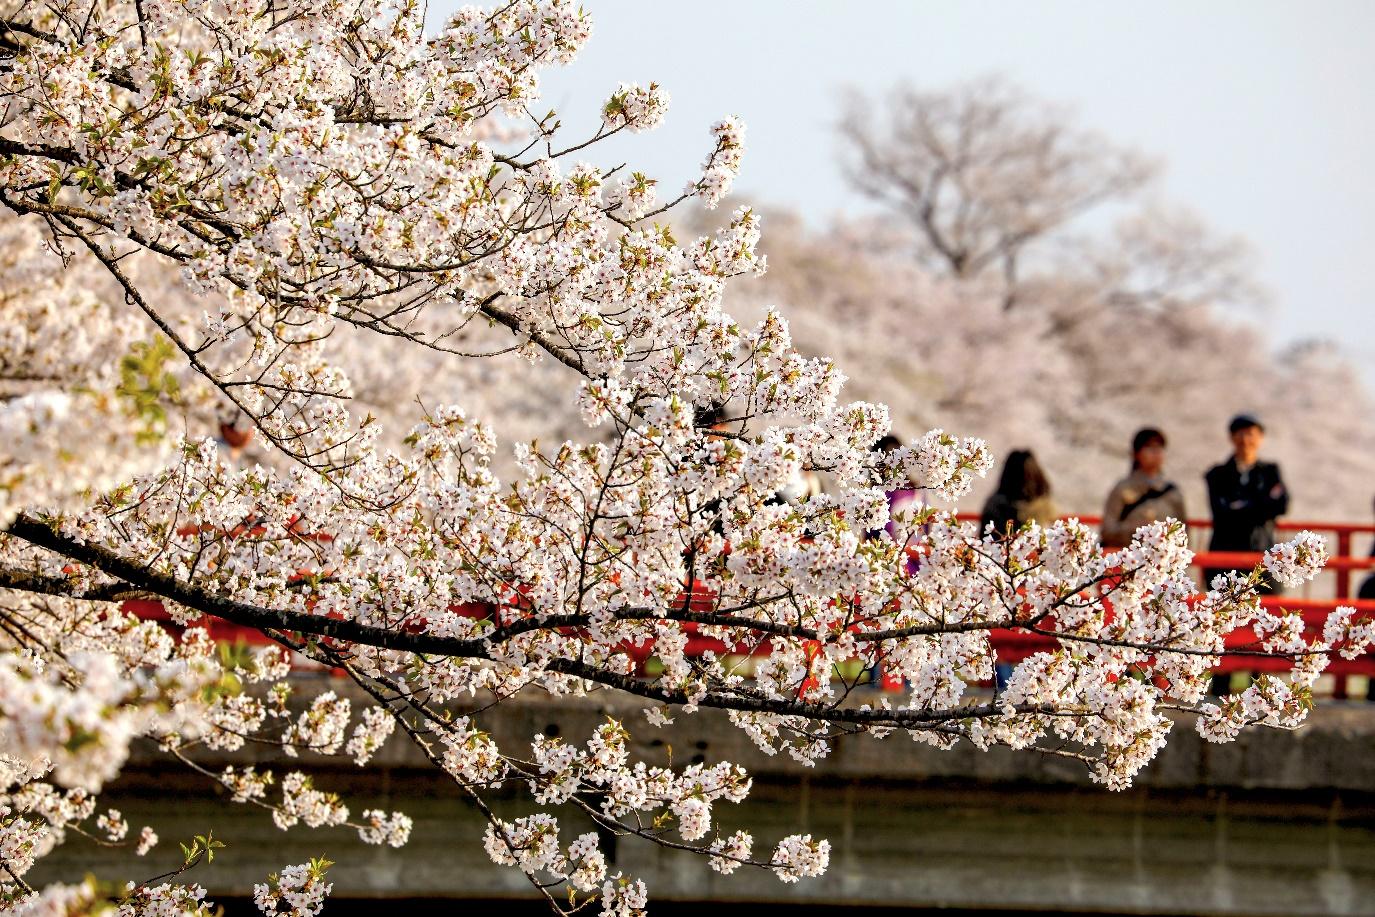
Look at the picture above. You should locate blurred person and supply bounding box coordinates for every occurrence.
[980,449,1057,539]
[872,432,927,575]
[700,401,823,511]
[696,403,729,436]
[1100,428,1187,549]
[864,434,921,691]
[981,450,1055,692]
[700,405,824,509]
[1359,495,1375,602]
[1203,414,1288,589]
[872,434,919,539]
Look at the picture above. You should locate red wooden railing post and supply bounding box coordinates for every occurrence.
[1336,530,1352,600]
[879,652,904,692]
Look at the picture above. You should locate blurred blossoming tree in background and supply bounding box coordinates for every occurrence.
[727,79,1375,516]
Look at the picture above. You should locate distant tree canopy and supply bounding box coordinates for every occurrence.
[727,79,1375,518]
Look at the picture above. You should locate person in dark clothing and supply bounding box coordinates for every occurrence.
[981,449,1055,692]
[870,434,920,542]
[1359,495,1375,602]
[1203,414,1289,588]
[980,449,1056,540]
[1204,414,1289,697]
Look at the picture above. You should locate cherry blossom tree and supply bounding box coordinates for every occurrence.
[0,4,1368,916]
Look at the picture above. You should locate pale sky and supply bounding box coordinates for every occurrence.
[430,0,1375,384]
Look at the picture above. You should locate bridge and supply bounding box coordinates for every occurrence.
[28,685,1375,915]
[47,515,1375,913]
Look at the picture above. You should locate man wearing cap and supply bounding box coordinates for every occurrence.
[1203,414,1289,588]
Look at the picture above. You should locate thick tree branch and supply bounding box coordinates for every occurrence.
[6,513,1075,730]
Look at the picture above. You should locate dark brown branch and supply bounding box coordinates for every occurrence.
[0,566,145,603]
[6,513,1074,730]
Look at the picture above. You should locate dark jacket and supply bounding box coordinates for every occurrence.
[1359,540,1375,601]
[1204,458,1288,552]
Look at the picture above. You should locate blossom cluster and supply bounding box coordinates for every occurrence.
[253,860,333,917]
[524,720,751,844]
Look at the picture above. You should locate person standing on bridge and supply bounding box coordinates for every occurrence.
[1358,495,1375,601]
[1100,427,1187,549]
[1203,414,1289,590]
[981,449,1056,691]
[872,434,920,540]
[980,449,1057,540]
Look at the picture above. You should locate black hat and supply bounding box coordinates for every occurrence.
[1228,414,1264,434]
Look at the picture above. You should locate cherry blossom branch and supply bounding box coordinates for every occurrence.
[8,513,1070,730]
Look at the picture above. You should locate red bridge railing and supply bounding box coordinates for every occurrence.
[954,513,1375,600]
[123,514,1375,692]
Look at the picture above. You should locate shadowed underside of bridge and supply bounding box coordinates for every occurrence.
[31,690,1375,916]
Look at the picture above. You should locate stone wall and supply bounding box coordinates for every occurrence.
[29,685,1375,914]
